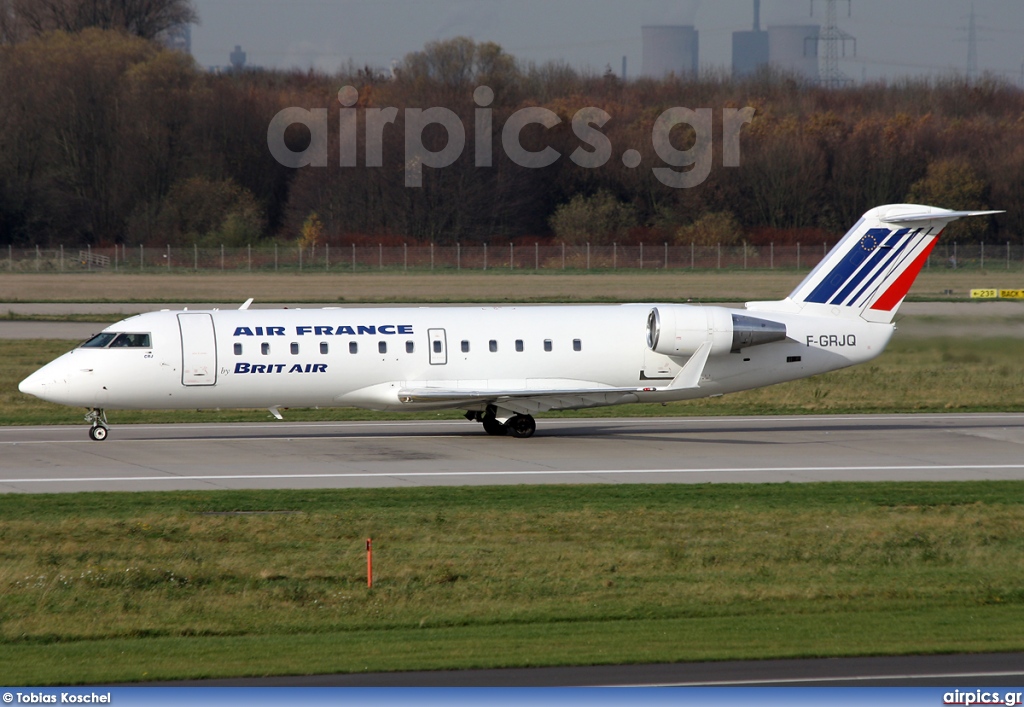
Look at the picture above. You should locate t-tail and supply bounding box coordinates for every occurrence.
[749,204,1002,323]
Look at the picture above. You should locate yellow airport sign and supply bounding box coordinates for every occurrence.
[969,289,1024,299]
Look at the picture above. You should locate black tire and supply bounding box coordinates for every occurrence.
[507,414,536,439]
[89,426,108,441]
[482,416,507,436]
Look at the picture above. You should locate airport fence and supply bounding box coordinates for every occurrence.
[4,241,1024,274]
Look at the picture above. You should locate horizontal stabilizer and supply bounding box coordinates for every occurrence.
[878,209,1003,224]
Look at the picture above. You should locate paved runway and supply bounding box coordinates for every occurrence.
[2,413,1022,494]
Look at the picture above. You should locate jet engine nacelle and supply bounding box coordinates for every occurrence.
[646,306,787,357]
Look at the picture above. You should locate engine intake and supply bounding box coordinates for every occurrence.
[646,306,787,357]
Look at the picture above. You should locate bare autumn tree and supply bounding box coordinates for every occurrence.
[737,122,828,230]
[0,29,202,244]
[12,0,196,41]
[907,159,990,242]
[0,0,25,45]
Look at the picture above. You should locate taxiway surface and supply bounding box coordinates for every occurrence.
[2,413,1022,494]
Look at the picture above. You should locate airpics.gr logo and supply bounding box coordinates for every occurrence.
[267,85,754,189]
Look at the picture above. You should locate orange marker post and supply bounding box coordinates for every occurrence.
[366,538,373,588]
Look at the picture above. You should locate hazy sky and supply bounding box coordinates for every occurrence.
[190,0,1024,83]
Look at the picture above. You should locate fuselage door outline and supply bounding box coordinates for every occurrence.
[179,312,218,386]
[428,328,447,365]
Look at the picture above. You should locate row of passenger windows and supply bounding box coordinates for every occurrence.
[233,338,584,356]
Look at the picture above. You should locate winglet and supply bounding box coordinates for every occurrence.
[239,298,254,311]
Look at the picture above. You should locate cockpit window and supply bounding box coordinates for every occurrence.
[81,332,151,348]
[109,333,151,348]
[81,333,118,348]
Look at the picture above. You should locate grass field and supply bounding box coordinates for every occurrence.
[0,482,1022,684]
[1,269,1020,303]
[2,336,1022,427]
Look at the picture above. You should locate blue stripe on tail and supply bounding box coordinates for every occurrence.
[803,228,892,304]
[829,228,912,306]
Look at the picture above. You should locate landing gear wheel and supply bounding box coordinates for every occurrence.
[84,408,108,441]
[482,415,508,436]
[507,414,536,439]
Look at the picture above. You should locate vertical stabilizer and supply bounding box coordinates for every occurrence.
[755,204,1001,323]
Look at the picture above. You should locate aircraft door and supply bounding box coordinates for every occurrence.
[428,328,447,365]
[179,313,218,386]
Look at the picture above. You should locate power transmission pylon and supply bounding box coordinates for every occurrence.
[966,2,978,81]
[811,0,856,88]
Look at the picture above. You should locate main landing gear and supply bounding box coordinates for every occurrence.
[85,408,109,441]
[468,407,537,438]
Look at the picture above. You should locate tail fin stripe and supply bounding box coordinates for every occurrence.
[869,234,940,312]
[829,228,913,306]
[840,229,916,306]
[851,231,927,308]
[843,227,933,303]
[804,227,892,304]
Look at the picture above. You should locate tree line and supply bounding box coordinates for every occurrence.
[1,28,1021,248]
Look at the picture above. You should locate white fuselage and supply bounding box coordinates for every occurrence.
[20,304,894,413]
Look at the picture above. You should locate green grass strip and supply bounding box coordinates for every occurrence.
[1,482,1022,684]
[3,606,1021,684]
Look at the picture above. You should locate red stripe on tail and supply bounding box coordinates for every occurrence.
[869,235,939,312]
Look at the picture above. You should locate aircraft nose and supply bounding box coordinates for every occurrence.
[18,369,48,398]
[18,365,69,403]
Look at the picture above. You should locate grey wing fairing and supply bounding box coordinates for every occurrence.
[397,386,644,415]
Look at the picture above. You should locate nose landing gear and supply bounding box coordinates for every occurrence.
[85,408,109,441]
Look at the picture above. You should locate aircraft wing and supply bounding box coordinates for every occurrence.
[397,385,645,414]
[396,340,712,414]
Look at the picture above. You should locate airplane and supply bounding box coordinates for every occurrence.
[18,204,1000,440]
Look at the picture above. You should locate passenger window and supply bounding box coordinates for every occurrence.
[261,342,270,355]
[432,340,442,354]
[349,341,358,354]
[544,339,552,352]
[489,340,498,352]
[234,343,242,355]
[515,339,524,352]
[290,342,299,355]
[406,341,414,354]
[320,342,329,354]
[573,339,582,352]
[461,340,470,353]
[378,341,387,354]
